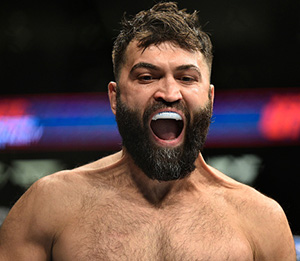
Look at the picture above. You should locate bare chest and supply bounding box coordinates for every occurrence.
[53,195,254,261]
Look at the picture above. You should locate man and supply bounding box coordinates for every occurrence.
[0,2,296,260]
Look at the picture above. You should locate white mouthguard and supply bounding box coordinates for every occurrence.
[152,111,182,121]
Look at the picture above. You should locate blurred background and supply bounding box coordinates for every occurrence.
[0,0,299,247]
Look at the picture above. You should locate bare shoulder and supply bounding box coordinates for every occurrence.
[209,166,296,260]
[0,169,79,260]
[0,152,124,260]
[7,150,125,217]
[239,185,295,260]
[0,169,83,235]
[18,150,125,209]
[208,164,289,218]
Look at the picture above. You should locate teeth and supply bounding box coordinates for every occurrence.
[152,111,182,121]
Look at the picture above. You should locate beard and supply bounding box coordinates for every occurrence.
[115,91,212,181]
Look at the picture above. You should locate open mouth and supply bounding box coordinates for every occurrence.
[150,111,184,141]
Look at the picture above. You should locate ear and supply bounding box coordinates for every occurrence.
[108,81,117,115]
[209,84,215,104]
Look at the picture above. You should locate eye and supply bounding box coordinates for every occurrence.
[137,74,155,83]
[179,76,197,83]
[139,75,153,81]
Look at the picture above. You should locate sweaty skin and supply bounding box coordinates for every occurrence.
[0,150,296,260]
[0,41,296,260]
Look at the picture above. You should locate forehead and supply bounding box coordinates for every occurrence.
[122,41,209,73]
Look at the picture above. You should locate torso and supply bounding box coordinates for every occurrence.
[50,153,256,260]
[53,190,254,261]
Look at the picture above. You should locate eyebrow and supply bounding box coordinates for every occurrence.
[130,62,201,77]
[175,64,201,77]
[130,62,159,74]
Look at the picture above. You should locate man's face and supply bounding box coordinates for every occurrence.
[109,41,214,181]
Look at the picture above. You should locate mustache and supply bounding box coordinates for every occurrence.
[143,100,189,126]
[116,85,190,124]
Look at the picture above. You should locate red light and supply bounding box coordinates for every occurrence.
[0,99,29,117]
[259,94,300,141]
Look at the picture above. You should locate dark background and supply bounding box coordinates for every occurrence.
[0,0,299,234]
[1,0,299,94]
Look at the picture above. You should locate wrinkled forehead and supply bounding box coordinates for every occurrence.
[122,40,209,73]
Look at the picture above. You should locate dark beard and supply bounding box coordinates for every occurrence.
[115,92,212,181]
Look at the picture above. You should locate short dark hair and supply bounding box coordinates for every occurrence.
[112,2,213,81]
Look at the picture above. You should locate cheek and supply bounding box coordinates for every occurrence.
[120,84,154,109]
[182,87,210,111]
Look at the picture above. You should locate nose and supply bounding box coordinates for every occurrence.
[153,77,183,103]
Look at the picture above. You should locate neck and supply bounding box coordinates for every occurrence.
[122,149,204,206]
